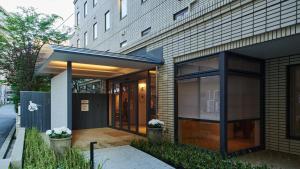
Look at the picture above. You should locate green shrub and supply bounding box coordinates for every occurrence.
[23,128,57,169]
[23,128,90,169]
[131,139,269,169]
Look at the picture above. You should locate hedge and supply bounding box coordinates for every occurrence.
[131,139,269,169]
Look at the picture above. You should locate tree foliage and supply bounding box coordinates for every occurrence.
[0,7,69,105]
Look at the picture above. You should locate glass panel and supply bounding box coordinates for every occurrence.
[121,84,129,130]
[290,66,300,138]
[176,56,219,76]
[114,84,120,128]
[227,120,260,153]
[150,70,157,119]
[227,75,260,121]
[228,56,261,73]
[178,76,220,121]
[138,79,147,134]
[129,83,136,132]
[178,119,220,151]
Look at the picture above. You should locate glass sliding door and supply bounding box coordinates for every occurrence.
[108,70,155,135]
[129,83,137,132]
[121,84,129,130]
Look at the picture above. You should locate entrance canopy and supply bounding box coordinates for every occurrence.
[35,44,164,78]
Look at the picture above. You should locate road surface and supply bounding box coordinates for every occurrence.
[0,104,16,149]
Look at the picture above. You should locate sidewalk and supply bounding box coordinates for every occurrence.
[84,145,174,169]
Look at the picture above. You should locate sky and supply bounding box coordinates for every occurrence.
[0,0,75,29]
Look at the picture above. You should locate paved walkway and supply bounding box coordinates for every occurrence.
[0,105,15,149]
[72,128,144,150]
[84,145,174,169]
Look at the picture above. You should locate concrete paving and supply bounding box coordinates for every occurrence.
[237,150,300,169]
[84,145,174,169]
[0,105,16,149]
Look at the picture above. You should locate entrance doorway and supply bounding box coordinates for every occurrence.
[108,70,157,135]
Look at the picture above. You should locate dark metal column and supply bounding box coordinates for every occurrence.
[220,52,228,157]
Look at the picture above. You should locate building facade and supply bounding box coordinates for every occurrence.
[70,0,300,156]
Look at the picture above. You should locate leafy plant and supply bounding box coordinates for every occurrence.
[131,139,270,169]
[0,7,69,107]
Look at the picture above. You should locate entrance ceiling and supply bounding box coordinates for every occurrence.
[36,45,164,78]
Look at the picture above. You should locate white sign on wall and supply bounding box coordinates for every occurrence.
[81,100,89,112]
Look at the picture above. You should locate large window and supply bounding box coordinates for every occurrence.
[177,56,220,151]
[105,11,110,31]
[93,23,98,40]
[84,1,88,17]
[289,65,300,139]
[120,0,127,19]
[176,53,263,155]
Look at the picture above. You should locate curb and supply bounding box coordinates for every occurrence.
[0,125,16,159]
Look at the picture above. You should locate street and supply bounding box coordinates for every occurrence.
[0,104,16,149]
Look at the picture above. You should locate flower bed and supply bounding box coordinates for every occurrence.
[131,139,269,169]
[23,128,90,169]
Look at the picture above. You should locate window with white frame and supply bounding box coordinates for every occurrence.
[93,0,97,7]
[84,1,88,17]
[77,39,80,48]
[93,23,98,39]
[120,0,127,19]
[120,40,127,48]
[173,7,188,21]
[76,12,80,26]
[84,32,88,47]
[105,11,110,31]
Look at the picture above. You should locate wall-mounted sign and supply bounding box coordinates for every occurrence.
[81,100,89,112]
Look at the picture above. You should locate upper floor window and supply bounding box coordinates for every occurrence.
[77,39,80,48]
[288,64,300,139]
[141,27,151,37]
[93,0,97,7]
[105,11,111,31]
[93,23,98,39]
[120,40,127,48]
[84,1,88,17]
[84,32,88,47]
[120,0,127,19]
[76,12,80,26]
[173,7,188,21]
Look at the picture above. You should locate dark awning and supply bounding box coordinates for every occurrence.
[36,44,164,78]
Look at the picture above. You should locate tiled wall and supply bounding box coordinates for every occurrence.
[265,55,300,155]
[73,0,300,154]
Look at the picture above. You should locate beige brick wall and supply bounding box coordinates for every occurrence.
[265,55,300,156]
[121,0,300,142]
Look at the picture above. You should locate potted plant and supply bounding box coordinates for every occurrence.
[147,119,164,144]
[46,127,72,156]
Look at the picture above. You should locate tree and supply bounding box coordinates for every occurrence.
[0,7,69,106]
